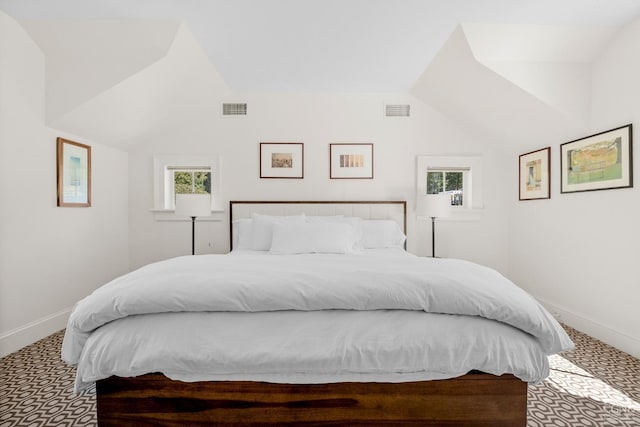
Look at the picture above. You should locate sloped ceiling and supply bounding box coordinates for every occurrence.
[19,19,232,149]
[1,0,639,149]
[20,20,180,122]
[410,24,618,145]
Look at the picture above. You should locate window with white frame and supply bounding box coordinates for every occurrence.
[153,155,220,211]
[417,155,483,213]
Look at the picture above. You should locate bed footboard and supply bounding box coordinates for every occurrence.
[96,373,526,426]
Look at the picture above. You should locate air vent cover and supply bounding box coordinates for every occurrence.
[385,104,410,117]
[222,103,248,116]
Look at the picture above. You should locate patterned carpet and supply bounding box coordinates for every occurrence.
[1,326,639,426]
[0,331,95,427]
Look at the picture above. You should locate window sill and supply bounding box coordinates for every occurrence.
[417,208,484,222]
[151,208,225,222]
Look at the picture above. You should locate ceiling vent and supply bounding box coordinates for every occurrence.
[222,102,248,116]
[385,104,411,117]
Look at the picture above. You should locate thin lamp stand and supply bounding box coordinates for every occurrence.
[175,194,211,256]
[418,194,451,258]
[190,216,197,256]
[430,216,436,258]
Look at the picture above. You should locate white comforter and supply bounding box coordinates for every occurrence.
[62,251,573,391]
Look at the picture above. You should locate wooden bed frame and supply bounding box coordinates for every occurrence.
[96,372,526,426]
[94,201,528,426]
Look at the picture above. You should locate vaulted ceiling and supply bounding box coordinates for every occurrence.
[1,0,639,149]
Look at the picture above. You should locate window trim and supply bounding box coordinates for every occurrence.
[416,155,483,220]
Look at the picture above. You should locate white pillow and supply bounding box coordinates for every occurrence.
[306,216,363,248]
[232,218,253,250]
[336,217,364,249]
[250,213,306,251]
[269,222,357,254]
[305,215,344,222]
[361,220,406,248]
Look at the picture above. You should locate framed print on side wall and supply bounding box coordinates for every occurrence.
[330,143,374,179]
[519,147,550,200]
[260,142,304,179]
[560,124,633,193]
[57,137,91,207]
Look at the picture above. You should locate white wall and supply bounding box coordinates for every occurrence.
[508,18,640,358]
[128,92,511,273]
[0,11,130,357]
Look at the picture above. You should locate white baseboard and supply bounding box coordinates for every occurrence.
[0,308,71,358]
[537,296,640,359]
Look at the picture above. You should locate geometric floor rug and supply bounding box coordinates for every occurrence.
[0,330,95,427]
[1,325,638,426]
[527,325,640,427]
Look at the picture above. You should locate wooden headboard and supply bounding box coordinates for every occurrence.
[229,200,407,251]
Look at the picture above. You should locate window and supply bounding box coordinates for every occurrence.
[417,155,483,216]
[168,167,211,207]
[426,169,465,206]
[153,155,220,212]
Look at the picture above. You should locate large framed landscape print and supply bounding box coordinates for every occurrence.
[560,124,633,194]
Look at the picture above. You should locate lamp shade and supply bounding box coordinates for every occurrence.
[175,194,211,217]
[417,194,451,218]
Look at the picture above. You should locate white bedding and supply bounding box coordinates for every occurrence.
[62,250,573,391]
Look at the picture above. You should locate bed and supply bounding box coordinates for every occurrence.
[62,200,573,426]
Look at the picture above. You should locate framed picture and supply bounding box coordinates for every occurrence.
[260,142,304,179]
[329,143,374,179]
[560,124,633,193]
[519,147,550,200]
[57,137,91,207]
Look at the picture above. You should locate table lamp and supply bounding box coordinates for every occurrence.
[175,194,211,255]
[417,194,451,257]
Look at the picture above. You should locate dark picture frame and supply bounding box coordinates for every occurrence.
[329,143,374,179]
[259,142,304,179]
[519,147,551,200]
[560,124,633,193]
[57,137,91,207]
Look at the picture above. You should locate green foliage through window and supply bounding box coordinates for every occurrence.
[174,170,211,196]
[426,171,463,206]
